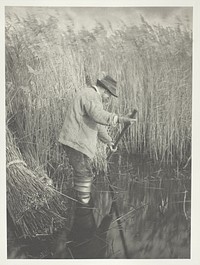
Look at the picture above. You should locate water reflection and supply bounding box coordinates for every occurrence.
[53,197,113,259]
[7,155,191,259]
[53,155,191,259]
[93,155,191,259]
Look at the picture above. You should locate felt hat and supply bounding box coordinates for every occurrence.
[97,75,118,97]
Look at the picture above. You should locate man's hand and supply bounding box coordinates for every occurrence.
[108,142,117,152]
[118,116,137,125]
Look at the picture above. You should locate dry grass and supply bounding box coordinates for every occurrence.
[5,13,192,179]
[6,128,73,237]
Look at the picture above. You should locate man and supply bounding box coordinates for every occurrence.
[59,75,135,204]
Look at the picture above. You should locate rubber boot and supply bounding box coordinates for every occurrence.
[74,176,93,204]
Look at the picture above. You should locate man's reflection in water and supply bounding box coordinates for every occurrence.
[54,197,113,259]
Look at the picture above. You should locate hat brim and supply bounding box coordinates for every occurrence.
[97,79,118,97]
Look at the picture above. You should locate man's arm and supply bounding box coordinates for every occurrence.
[97,125,112,144]
[83,93,118,127]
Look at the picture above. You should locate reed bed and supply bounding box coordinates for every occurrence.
[5,12,192,179]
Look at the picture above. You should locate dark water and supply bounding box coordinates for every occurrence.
[92,154,191,259]
[7,155,191,259]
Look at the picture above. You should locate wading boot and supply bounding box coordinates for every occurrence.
[74,175,93,204]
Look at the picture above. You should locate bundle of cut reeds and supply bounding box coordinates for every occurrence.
[6,128,73,238]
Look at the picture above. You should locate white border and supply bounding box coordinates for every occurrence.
[1,1,200,265]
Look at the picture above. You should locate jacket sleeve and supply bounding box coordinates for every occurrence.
[97,125,112,144]
[83,92,118,126]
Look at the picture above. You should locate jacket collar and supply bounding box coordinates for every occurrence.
[92,85,101,96]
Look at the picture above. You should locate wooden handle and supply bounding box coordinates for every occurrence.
[107,109,137,160]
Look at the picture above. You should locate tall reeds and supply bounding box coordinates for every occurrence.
[5,12,192,176]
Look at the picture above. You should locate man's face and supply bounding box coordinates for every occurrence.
[102,89,112,103]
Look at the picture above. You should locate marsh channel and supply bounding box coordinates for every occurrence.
[8,153,191,259]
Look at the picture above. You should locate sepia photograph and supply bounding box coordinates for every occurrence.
[2,1,199,263]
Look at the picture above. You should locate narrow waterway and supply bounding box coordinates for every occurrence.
[7,154,191,259]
